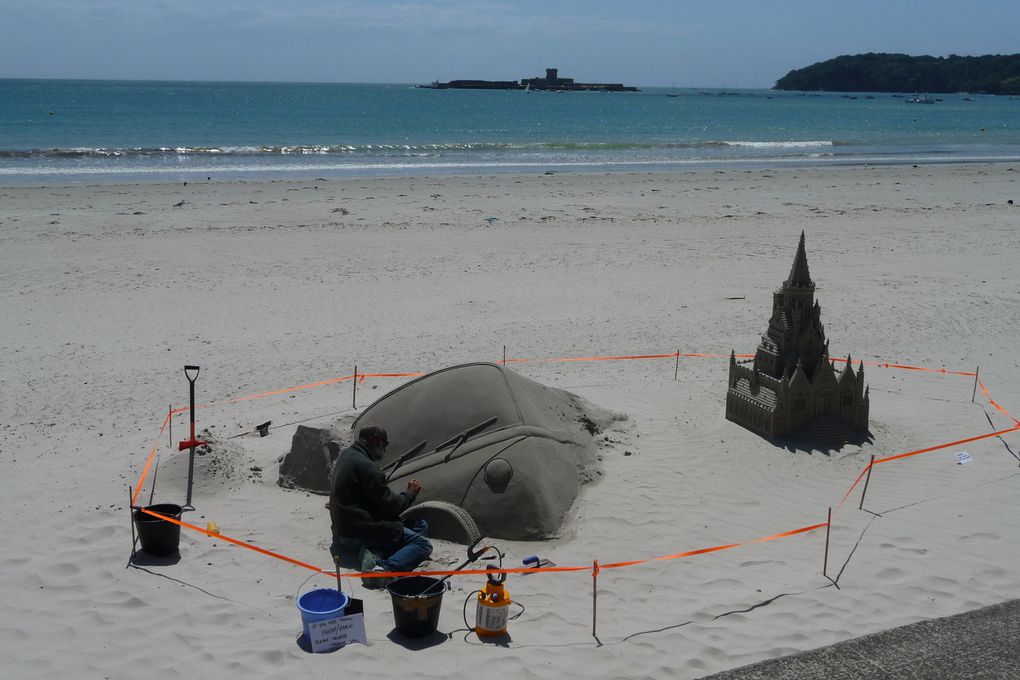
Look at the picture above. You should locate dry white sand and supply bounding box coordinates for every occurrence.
[1,164,1018,678]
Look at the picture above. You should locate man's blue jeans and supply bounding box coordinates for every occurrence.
[372,519,432,573]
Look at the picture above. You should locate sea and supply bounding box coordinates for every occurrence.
[2,79,1020,183]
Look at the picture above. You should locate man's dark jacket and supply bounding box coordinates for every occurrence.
[329,440,415,550]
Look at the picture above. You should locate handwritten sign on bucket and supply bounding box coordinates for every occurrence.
[308,598,366,652]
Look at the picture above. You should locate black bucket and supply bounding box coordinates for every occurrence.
[133,503,183,556]
[386,576,445,637]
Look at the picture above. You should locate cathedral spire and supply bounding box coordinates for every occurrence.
[786,231,814,289]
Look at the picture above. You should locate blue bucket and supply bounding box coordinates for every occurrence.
[297,588,349,639]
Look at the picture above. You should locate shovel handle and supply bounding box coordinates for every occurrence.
[184,365,200,382]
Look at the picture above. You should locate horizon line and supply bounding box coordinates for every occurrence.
[0,75,771,90]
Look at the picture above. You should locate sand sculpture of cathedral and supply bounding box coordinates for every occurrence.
[725,233,869,440]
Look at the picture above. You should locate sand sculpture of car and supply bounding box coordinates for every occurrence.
[280,362,608,543]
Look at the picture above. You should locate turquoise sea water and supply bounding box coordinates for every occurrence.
[2,79,1019,182]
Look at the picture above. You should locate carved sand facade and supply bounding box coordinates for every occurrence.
[726,233,869,439]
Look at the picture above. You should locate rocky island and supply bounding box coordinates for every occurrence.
[420,68,639,92]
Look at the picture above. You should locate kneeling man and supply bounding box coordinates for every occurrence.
[329,425,432,586]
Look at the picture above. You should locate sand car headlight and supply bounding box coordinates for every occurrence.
[483,458,513,492]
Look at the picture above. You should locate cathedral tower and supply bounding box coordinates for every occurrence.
[725,233,869,441]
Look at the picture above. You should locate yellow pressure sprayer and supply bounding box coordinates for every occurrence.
[455,542,524,639]
[475,566,511,637]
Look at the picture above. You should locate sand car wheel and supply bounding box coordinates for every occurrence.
[401,501,482,545]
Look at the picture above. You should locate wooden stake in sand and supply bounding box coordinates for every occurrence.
[859,455,876,511]
[168,404,172,446]
[674,348,680,381]
[352,365,358,409]
[822,508,831,579]
[503,345,506,366]
[128,486,136,554]
[972,366,980,403]
[591,560,599,639]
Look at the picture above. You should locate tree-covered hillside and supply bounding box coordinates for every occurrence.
[774,53,1020,94]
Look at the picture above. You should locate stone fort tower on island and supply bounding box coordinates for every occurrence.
[725,233,869,440]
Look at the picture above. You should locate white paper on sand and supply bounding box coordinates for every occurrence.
[955,451,973,465]
[308,612,366,652]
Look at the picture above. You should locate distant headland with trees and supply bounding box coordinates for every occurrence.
[774,53,1020,95]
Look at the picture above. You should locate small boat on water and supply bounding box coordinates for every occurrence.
[905,94,937,104]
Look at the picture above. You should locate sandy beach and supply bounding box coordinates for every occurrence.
[2,163,1018,678]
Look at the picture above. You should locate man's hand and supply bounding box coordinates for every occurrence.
[407,479,423,496]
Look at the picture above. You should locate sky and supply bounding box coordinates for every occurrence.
[2,0,1019,88]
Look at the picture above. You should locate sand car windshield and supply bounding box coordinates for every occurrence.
[357,364,521,468]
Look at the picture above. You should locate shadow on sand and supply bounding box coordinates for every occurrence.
[127,549,182,568]
[776,428,874,455]
[385,628,452,650]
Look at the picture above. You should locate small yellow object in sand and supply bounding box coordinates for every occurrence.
[206,521,220,535]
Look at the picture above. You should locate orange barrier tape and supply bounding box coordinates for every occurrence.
[170,372,422,416]
[141,502,828,581]
[132,350,1014,588]
[827,357,975,376]
[502,352,757,365]
[140,505,589,578]
[874,362,973,375]
[839,461,873,507]
[599,559,646,569]
[549,352,682,363]
[361,372,425,379]
[838,423,1020,507]
[979,380,1019,424]
[208,374,357,407]
[836,379,1018,505]
[874,423,1020,465]
[131,410,171,507]
[748,521,830,544]
[653,542,744,563]
[645,521,828,565]
[139,508,326,574]
[346,565,592,579]
[163,351,981,419]
[354,522,827,578]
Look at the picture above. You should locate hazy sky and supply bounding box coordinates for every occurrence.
[3,0,1019,87]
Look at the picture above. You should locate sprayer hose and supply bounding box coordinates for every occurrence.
[462,590,482,631]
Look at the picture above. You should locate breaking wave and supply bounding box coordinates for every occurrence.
[0,140,840,159]
[716,140,836,148]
